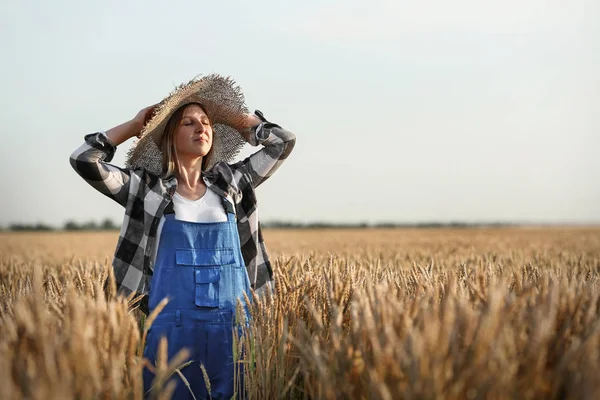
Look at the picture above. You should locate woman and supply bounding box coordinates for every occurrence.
[69,74,296,399]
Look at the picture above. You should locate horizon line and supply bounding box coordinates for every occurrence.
[3,220,600,231]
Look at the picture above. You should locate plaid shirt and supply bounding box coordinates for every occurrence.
[69,111,295,314]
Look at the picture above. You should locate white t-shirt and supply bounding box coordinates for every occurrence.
[151,189,228,265]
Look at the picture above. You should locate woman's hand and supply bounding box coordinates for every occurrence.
[239,113,263,142]
[105,104,158,146]
[243,113,262,129]
[131,104,158,138]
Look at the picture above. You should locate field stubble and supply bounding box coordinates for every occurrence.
[1,227,599,399]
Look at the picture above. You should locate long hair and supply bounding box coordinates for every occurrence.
[160,103,214,176]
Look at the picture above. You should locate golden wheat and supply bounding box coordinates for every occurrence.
[1,227,599,399]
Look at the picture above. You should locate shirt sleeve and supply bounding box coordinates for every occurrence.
[69,132,132,207]
[232,110,296,189]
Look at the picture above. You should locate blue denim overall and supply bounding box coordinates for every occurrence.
[142,196,251,400]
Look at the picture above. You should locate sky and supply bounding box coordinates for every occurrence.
[0,0,598,227]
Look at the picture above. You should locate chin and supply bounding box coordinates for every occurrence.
[200,146,212,157]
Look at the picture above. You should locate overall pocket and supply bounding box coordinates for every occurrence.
[175,248,234,308]
[194,267,220,307]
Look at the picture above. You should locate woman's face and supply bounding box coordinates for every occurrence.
[174,104,213,159]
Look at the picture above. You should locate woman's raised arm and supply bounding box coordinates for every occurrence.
[69,105,156,207]
[232,110,296,189]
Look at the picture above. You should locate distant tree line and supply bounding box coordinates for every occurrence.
[63,218,120,231]
[6,223,55,232]
[1,219,518,232]
[4,218,120,232]
[261,221,515,229]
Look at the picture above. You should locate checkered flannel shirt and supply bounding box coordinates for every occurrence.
[69,110,296,314]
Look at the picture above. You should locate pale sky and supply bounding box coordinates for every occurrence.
[1,0,598,227]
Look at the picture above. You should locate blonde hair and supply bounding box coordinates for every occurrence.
[160,103,214,176]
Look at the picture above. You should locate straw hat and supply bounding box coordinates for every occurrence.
[125,74,249,175]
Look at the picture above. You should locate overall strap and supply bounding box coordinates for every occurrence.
[164,199,175,215]
[221,196,236,223]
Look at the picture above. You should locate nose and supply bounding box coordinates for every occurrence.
[195,123,205,133]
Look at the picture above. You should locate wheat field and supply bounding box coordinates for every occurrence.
[1,227,600,399]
